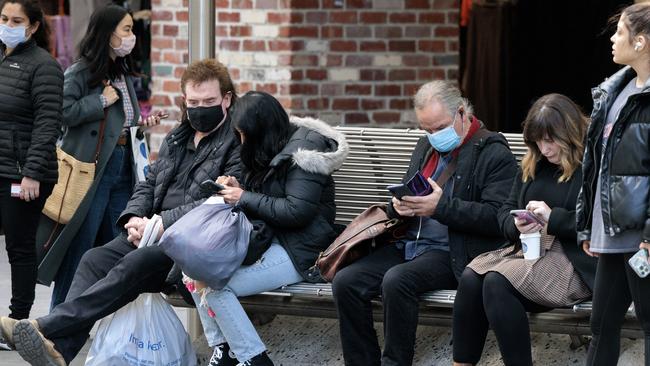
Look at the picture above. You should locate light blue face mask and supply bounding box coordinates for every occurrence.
[426,111,463,153]
[0,24,28,49]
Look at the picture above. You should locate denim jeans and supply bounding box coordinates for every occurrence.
[191,243,303,362]
[51,145,132,309]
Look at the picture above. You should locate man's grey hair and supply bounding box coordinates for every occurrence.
[413,80,474,117]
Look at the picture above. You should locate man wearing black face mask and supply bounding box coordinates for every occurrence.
[3,59,241,366]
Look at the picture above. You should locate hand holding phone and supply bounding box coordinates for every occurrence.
[629,248,650,278]
[509,209,546,226]
[387,171,433,199]
[200,180,225,196]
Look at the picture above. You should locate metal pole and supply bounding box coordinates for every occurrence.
[189,0,215,62]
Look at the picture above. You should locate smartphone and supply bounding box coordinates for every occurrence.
[387,183,413,199]
[199,180,225,196]
[509,209,546,226]
[387,171,433,199]
[628,248,650,278]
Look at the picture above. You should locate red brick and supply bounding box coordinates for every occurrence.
[360,12,387,23]
[330,11,358,23]
[174,66,187,78]
[345,26,372,38]
[419,40,445,52]
[219,40,240,51]
[330,40,357,52]
[308,98,330,109]
[404,83,421,96]
[332,98,359,110]
[448,40,459,52]
[389,13,416,23]
[321,26,343,38]
[390,99,412,109]
[360,41,386,52]
[175,11,189,21]
[389,70,416,81]
[375,85,401,96]
[256,83,278,94]
[230,68,241,79]
[289,84,319,95]
[433,0,458,9]
[435,26,459,37]
[406,0,431,8]
[280,0,319,8]
[232,0,253,8]
[291,70,304,80]
[268,40,291,51]
[306,69,327,80]
[150,51,161,62]
[418,68,445,80]
[321,83,343,95]
[163,80,181,93]
[361,99,385,110]
[373,112,401,124]
[215,26,228,37]
[163,52,183,63]
[279,55,318,67]
[279,85,290,95]
[256,0,277,8]
[162,25,178,37]
[447,68,458,80]
[239,82,253,93]
[243,40,265,51]
[360,69,386,81]
[347,0,372,7]
[230,26,252,37]
[447,10,459,24]
[152,37,173,49]
[216,0,230,6]
[218,12,240,22]
[151,95,172,106]
[345,85,372,95]
[279,26,319,37]
[175,39,188,50]
[345,55,372,66]
[277,97,303,109]
[151,24,161,36]
[152,10,173,21]
[389,40,416,52]
[326,55,343,66]
[345,113,370,124]
[306,11,328,23]
[268,12,304,23]
[375,26,402,38]
[419,12,445,23]
[403,55,430,67]
[405,26,432,38]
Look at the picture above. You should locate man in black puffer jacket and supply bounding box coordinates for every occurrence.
[2,59,241,366]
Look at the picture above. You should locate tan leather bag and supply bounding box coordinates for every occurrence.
[316,204,403,282]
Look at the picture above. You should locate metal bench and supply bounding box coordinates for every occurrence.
[166,126,642,341]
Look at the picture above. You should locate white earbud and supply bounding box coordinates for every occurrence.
[635,42,643,51]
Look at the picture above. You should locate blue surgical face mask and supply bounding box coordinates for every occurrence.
[426,111,462,153]
[0,24,28,48]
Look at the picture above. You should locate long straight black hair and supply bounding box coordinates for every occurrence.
[0,0,50,50]
[78,5,136,88]
[232,91,297,191]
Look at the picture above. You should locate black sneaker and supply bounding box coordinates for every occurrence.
[209,343,238,366]
[237,351,274,366]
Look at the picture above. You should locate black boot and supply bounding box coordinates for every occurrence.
[208,343,238,366]
[237,352,274,366]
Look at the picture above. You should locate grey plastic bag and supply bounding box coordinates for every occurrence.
[158,199,252,290]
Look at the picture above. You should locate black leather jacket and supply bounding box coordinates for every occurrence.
[577,66,650,243]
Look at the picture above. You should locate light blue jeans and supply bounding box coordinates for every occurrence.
[191,243,303,362]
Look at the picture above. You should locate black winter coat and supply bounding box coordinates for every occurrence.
[499,162,597,290]
[577,66,650,243]
[117,119,241,229]
[0,40,63,183]
[238,116,349,282]
[387,124,518,279]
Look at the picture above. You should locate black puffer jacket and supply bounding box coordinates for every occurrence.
[577,66,650,242]
[237,116,349,282]
[0,40,63,183]
[117,119,241,229]
[387,123,518,279]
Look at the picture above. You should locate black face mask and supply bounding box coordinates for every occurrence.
[187,105,225,132]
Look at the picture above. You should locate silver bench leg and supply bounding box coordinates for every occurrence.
[188,308,204,340]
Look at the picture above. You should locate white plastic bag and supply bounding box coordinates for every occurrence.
[85,292,197,366]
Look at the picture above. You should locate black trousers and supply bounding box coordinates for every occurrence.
[37,234,173,363]
[452,269,550,365]
[0,178,52,319]
[331,245,457,366]
[587,252,650,366]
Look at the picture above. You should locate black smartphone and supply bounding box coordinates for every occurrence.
[387,183,413,199]
[387,171,433,199]
[199,180,226,196]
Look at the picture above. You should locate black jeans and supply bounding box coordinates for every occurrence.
[332,245,457,366]
[452,269,550,365]
[586,252,650,366]
[36,234,173,363]
[0,178,52,319]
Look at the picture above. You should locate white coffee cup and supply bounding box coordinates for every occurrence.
[520,232,541,260]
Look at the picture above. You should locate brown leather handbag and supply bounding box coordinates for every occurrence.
[316,204,404,282]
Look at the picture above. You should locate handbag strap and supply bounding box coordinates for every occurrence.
[94,81,110,164]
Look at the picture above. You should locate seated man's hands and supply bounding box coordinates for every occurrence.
[216,175,240,188]
[391,178,443,217]
[124,216,165,247]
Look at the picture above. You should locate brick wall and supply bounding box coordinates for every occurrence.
[149,0,459,152]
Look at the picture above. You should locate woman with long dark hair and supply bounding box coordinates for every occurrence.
[40,4,163,308]
[452,94,596,366]
[577,3,650,364]
[187,91,348,366]
[0,0,62,320]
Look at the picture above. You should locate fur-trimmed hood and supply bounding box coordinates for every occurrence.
[269,116,349,175]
